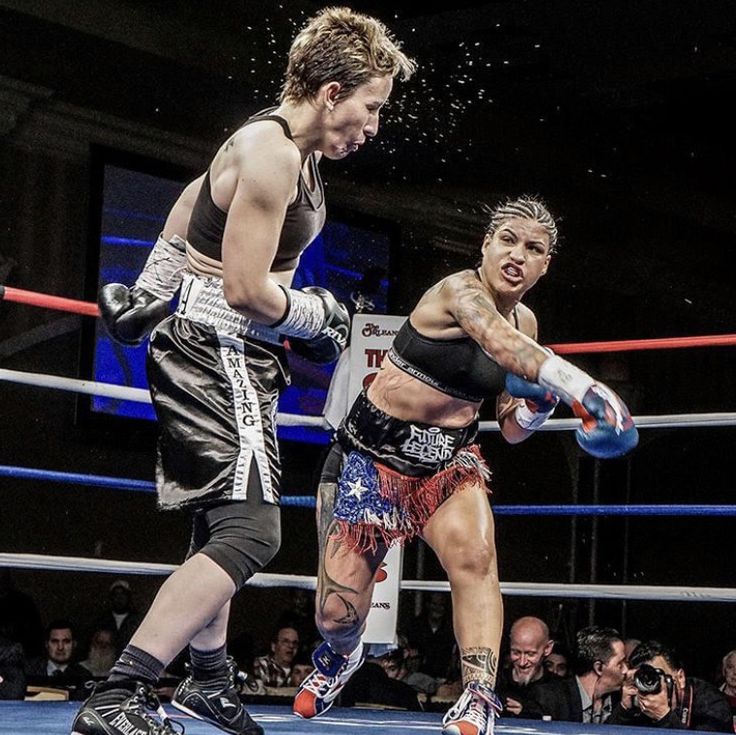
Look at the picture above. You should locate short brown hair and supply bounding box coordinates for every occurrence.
[281,6,415,103]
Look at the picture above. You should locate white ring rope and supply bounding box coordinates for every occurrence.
[481,414,736,430]
[1,368,735,430]
[0,368,326,428]
[1,552,734,602]
[2,369,734,604]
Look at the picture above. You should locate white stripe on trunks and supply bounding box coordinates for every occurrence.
[217,333,275,503]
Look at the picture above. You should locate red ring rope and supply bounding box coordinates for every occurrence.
[0,286,100,318]
[2,284,734,354]
[549,334,736,354]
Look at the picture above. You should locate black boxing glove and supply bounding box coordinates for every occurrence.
[98,233,186,346]
[280,287,350,364]
[98,284,169,346]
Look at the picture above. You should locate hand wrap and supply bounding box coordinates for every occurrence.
[505,372,559,431]
[274,286,349,364]
[538,355,639,458]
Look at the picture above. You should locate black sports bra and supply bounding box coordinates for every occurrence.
[387,309,519,402]
[187,109,325,271]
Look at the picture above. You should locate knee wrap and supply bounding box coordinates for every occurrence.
[193,499,281,591]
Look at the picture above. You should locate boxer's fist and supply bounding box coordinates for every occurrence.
[538,355,638,458]
[573,383,639,459]
[289,287,349,364]
[98,283,169,346]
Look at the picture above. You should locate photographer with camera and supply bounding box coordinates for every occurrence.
[609,640,732,731]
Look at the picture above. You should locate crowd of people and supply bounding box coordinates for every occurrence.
[3,579,736,733]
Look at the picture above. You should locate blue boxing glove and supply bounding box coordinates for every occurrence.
[537,355,639,459]
[572,383,639,459]
[505,372,559,431]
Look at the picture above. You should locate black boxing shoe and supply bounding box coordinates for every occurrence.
[71,679,180,735]
[171,658,263,735]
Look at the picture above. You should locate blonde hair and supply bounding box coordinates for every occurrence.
[281,6,415,103]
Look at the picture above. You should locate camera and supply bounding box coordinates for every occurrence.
[634,664,673,696]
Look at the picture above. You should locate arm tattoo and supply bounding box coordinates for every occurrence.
[316,482,360,626]
[451,272,545,379]
[461,647,498,687]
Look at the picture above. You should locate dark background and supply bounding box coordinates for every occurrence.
[0,0,734,677]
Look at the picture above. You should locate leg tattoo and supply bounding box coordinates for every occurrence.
[460,647,498,687]
[317,482,359,627]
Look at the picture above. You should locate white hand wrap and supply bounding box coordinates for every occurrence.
[538,355,595,406]
[273,286,326,339]
[514,402,555,431]
[135,234,188,301]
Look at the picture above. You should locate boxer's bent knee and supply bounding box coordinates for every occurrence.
[443,540,496,581]
[189,484,281,590]
[200,519,281,590]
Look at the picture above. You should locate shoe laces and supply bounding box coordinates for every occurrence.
[227,657,249,690]
[183,657,243,692]
[302,667,339,697]
[132,684,185,735]
[462,697,491,729]
[445,683,501,732]
[470,683,502,716]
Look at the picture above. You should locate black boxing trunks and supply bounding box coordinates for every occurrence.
[338,390,480,476]
[147,314,288,510]
[331,391,491,552]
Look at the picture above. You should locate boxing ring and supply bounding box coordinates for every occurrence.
[1,286,735,734]
[0,701,673,735]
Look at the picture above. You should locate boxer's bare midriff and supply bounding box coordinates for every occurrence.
[367,357,480,429]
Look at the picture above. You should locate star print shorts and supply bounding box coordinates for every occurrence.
[329,391,491,553]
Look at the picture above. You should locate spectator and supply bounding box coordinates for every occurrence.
[80,627,117,678]
[524,625,627,723]
[608,640,732,731]
[93,580,142,656]
[26,620,92,686]
[719,649,736,725]
[497,616,555,716]
[0,635,26,700]
[340,651,421,711]
[275,589,318,657]
[254,626,299,687]
[377,645,438,696]
[544,640,571,678]
[410,592,456,679]
[289,654,315,688]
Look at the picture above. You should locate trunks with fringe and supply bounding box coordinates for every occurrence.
[332,446,491,553]
[330,391,492,553]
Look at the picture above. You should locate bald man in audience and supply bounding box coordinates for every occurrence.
[496,616,555,716]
